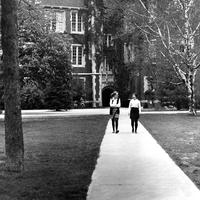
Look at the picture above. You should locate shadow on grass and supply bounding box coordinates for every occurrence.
[0,115,110,200]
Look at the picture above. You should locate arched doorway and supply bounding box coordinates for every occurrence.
[102,86,114,107]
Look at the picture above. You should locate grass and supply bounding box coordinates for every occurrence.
[0,115,110,200]
[140,113,200,189]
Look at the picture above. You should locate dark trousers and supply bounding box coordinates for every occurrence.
[130,107,139,132]
[131,118,138,132]
[112,118,118,132]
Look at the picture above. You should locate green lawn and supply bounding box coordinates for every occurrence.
[140,114,200,189]
[0,115,110,200]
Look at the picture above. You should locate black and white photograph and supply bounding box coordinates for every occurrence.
[0,0,200,199]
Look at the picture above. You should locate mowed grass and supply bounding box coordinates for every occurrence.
[0,115,110,200]
[140,114,200,189]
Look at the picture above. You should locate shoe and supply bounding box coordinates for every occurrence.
[116,130,119,133]
[112,131,115,133]
[132,128,134,133]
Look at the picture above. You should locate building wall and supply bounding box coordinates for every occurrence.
[42,0,108,107]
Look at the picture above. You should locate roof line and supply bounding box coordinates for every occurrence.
[42,5,87,10]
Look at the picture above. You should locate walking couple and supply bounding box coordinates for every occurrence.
[110,92,141,133]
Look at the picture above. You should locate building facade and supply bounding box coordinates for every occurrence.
[103,0,153,106]
[41,0,114,107]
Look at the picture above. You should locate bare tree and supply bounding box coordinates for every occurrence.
[1,0,24,171]
[139,0,200,115]
[126,0,200,115]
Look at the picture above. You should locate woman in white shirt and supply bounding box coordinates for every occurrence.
[110,91,121,133]
[128,93,141,133]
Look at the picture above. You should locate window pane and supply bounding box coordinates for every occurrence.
[72,46,77,65]
[72,12,76,22]
[52,13,56,31]
[78,46,82,65]
[72,12,77,32]
[78,15,82,32]
[72,22,76,32]
[56,11,65,32]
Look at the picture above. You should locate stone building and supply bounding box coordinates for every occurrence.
[41,0,115,107]
[103,0,152,104]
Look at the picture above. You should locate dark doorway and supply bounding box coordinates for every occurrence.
[102,87,114,107]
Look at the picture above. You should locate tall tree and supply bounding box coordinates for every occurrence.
[87,0,104,107]
[131,0,200,115]
[1,0,24,171]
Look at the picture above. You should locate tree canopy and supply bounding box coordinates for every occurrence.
[104,0,200,112]
[17,1,73,110]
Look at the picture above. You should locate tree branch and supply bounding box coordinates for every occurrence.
[172,18,185,38]
[177,0,184,10]
[134,23,158,38]
[154,80,183,85]
[138,0,149,13]
[156,24,168,49]
[128,9,149,20]
[160,51,187,82]
[160,51,176,67]
[191,21,200,37]
[186,0,194,13]
[194,63,200,69]
[179,0,186,10]
[166,23,171,46]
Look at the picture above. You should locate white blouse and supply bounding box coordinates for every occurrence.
[129,99,141,113]
[110,98,121,108]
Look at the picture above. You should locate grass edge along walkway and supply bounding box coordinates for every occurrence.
[87,113,200,200]
[0,115,110,200]
[140,113,200,191]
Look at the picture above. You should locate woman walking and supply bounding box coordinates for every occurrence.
[129,93,141,133]
[110,91,121,133]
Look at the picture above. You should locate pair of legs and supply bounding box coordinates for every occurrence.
[131,118,138,133]
[112,118,119,133]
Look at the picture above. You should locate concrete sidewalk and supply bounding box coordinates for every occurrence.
[87,113,200,200]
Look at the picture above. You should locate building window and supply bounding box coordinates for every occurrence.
[71,11,84,34]
[45,10,66,33]
[103,57,112,72]
[79,77,86,90]
[72,77,86,91]
[71,45,85,67]
[55,11,66,33]
[104,34,113,47]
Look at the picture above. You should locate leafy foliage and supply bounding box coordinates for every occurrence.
[21,81,44,109]
[18,1,73,110]
[43,34,72,110]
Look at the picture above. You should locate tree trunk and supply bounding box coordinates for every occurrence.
[187,71,197,115]
[1,0,24,171]
[89,0,97,107]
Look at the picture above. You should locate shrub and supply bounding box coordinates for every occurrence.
[21,82,45,109]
